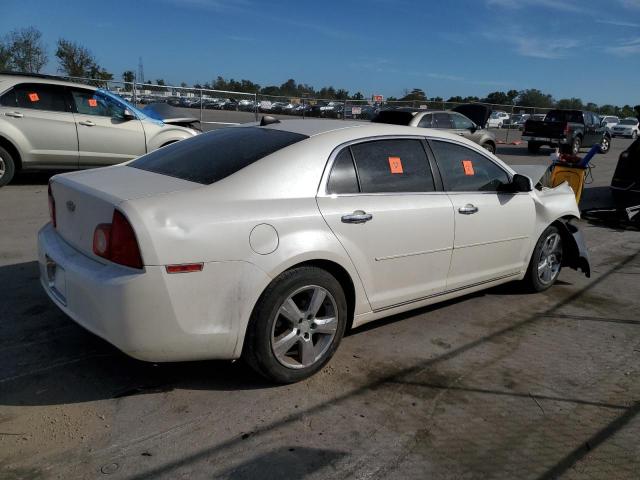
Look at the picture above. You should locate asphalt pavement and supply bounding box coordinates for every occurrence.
[0,120,638,479]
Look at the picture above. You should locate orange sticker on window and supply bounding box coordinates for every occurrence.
[462,159,475,176]
[28,93,39,102]
[88,98,98,107]
[388,156,403,174]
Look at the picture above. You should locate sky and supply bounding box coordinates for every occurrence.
[1,0,639,106]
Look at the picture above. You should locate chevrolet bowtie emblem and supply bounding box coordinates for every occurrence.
[66,200,76,212]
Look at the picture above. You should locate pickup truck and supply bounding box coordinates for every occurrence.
[522,109,611,155]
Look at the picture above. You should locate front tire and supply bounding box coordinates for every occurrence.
[600,135,611,153]
[632,131,638,140]
[243,266,348,383]
[523,225,563,292]
[0,146,16,187]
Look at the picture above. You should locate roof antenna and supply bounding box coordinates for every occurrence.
[260,115,281,126]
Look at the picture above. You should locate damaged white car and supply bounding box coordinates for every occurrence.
[39,119,590,383]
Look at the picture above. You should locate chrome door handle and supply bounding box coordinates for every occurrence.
[341,210,373,224]
[458,204,479,214]
[5,111,23,118]
[457,132,465,136]
[78,120,95,126]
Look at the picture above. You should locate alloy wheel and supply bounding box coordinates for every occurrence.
[601,137,610,153]
[537,232,562,285]
[270,285,339,369]
[0,155,5,179]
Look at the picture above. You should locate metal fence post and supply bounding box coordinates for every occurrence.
[199,89,203,125]
[254,93,258,121]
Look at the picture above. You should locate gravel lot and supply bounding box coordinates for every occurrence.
[0,120,638,479]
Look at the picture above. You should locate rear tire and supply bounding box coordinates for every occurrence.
[0,146,16,187]
[523,225,563,292]
[600,135,611,153]
[243,266,347,383]
[561,136,581,155]
[482,142,496,154]
[632,131,638,140]
[527,142,540,153]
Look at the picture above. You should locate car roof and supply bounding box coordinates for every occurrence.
[0,72,96,90]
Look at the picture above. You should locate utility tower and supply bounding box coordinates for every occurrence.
[137,57,144,85]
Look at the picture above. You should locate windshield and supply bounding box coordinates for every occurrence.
[620,119,638,125]
[98,89,160,121]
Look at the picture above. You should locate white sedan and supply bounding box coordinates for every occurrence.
[39,119,590,383]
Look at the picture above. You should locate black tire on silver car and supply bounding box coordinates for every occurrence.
[0,145,16,187]
[243,266,347,383]
[524,225,563,292]
[562,136,581,155]
[600,135,611,153]
[482,142,496,154]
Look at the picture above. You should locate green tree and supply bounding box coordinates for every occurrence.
[56,39,101,78]
[556,97,583,110]
[619,105,635,118]
[7,27,48,73]
[517,89,555,108]
[156,79,165,85]
[634,105,640,118]
[484,91,509,105]
[585,102,598,112]
[400,88,427,101]
[599,104,616,115]
[351,91,364,100]
[122,70,135,91]
[447,96,464,103]
[506,90,519,104]
[0,41,11,71]
[335,89,349,100]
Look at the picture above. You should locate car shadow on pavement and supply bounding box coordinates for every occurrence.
[11,170,71,186]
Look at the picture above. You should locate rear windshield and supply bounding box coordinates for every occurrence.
[130,127,308,184]
[544,110,583,123]
[371,110,416,126]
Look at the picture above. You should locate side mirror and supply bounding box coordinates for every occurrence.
[469,124,477,133]
[123,109,136,121]
[510,173,532,192]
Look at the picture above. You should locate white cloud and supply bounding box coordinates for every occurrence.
[597,19,640,27]
[605,37,640,56]
[486,0,584,13]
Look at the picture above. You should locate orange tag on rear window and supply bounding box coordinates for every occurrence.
[28,93,39,102]
[462,159,474,176]
[388,156,403,174]
[88,98,98,107]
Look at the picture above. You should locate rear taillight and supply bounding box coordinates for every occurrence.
[563,123,570,136]
[48,183,56,228]
[92,210,143,269]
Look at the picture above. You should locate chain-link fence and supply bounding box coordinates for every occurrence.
[55,74,559,131]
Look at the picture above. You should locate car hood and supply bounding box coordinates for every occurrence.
[452,104,491,127]
[511,164,549,185]
[142,103,201,129]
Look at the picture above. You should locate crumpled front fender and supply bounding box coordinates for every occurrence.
[556,218,591,278]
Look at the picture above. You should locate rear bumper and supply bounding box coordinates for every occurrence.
[522,136,569,144]
[38,223,271,362]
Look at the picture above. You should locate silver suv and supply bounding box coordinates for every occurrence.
[0,74,199,186]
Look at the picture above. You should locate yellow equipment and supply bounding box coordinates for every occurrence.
[550,164,587,203]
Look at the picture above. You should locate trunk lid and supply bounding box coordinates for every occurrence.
[50,165,200,260]
[451,104,491,127]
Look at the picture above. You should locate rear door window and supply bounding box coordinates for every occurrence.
[327,148,359,194]
[13,83,68,112]
[131,127,308,184]
[349,139,435,193]
[430,140,510,192]
[0,88,17,107]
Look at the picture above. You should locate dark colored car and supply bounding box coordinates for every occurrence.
[611,138,640,205]
[522,110,611,155]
